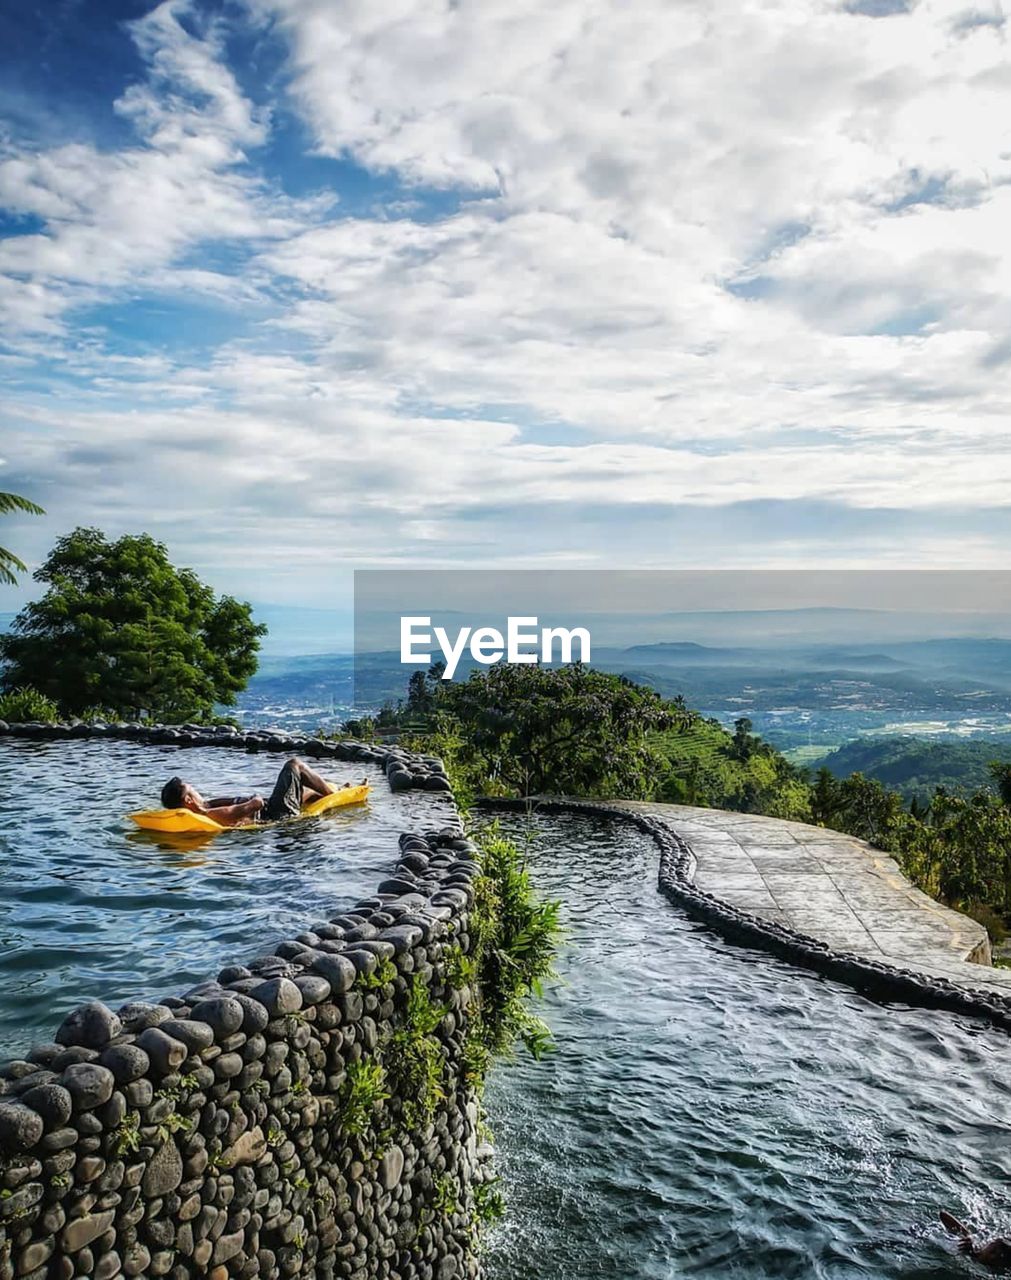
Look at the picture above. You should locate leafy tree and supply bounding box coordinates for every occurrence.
[810,767,840,825]
[0,492,44,585]
[405,664,444,720]
[826,772,910,849]
[0,528,266,720]
[731,716,757,761]
[989,761,1011,810]
[438,663,688,797]
[922,790,1011,917]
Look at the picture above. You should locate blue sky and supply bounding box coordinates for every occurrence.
[2,0,1011,617]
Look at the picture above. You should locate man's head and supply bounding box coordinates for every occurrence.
[160,777,203,811]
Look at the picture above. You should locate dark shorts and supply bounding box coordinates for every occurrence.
[261,760,304,822]
[209,761,303,823]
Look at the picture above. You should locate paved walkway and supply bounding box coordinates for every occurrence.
[615,801,1011,997]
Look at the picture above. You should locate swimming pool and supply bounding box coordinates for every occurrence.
[484,809,1011,1279]
[0,736,440,1054]
[3,743,1010,1278]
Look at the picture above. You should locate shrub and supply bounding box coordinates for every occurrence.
[467,824,562,1067]
[386,980,448,1130]
[965,901,1008,945]
[0,685,59,723]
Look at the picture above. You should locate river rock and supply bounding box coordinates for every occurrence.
[231,994,270,1033]
[293,975,331,1006]
[0,1102,44,1150]
[219,1125,266,1168]
[20,1083,72,1126]
[62,1063,115,1110]
[378,925,423,955]
[190,997,244,1038]
[136,1028,187,1075]
[379,1145,405,1190]
[99,1044,150,1084]
[309,954,356,994]
[160,1019,215,1051]
[142,1140,183,1197]
[61,1208,115,1252]
[250,978,302,1017]
[117,1002,172,1033]
[55,1001,121,1050]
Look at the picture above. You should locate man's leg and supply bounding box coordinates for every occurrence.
[261,757,335,821]
[291,758,336,800]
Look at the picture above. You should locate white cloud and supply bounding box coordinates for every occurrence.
[4,0,1011,593]
[0,0,309,337]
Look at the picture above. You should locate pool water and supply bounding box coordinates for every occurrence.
[483,810,1011,1280]
[0,737,443,1055]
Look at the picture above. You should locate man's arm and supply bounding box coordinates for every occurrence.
[203,796,264,826]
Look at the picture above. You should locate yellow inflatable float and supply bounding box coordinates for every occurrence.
[128,783,370,834]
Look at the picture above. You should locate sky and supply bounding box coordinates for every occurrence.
[2,0,1011,616]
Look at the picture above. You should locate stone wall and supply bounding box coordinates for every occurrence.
[0,725,490,1280]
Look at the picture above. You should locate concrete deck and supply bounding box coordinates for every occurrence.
[615,801,1011,998]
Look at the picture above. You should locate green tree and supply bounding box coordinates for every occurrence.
[989,761,1011,810]
[827,772,910,849]
[928,789,1011,914]
[0,528,266,720]
[731,716,757,761]
[0,492,44,585]
[437,662,687,797]
[810,766,840,825]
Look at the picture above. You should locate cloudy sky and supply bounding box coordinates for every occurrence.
[2,0,1010,614]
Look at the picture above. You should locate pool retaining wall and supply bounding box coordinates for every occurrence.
[483,798,1011,1034]
[0,725,487,1280]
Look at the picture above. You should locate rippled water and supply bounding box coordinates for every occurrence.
[0,737,443,1055]
[484,810,1011,1280]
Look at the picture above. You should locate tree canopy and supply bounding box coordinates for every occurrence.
[434,662,689,797]
[0,491,44,585]
[0,528,266,720]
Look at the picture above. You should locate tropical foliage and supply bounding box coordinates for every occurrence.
[0,528,266,721]
[463,824,563,1075]
[0,491,44,585]
[393,664,1011,937]
[0,686,59,723]
[401,662,689,798]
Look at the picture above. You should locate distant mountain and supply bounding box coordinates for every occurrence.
[812,736,1011,805]
[604,641,911,673]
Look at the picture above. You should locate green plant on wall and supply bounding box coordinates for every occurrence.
[467,823,562,1068]
[358,958,397,990]
[441,943,477,990]
[432,1174,459,1217]
[155,1111,193,1145]
[386,979,448,1131]
[111,1112,142,1156]
[338,1061,390,1136]
[473,1177,506,1228]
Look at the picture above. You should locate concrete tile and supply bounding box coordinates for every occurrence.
[615,799,1001,998]
[715,889,782,915]
[694,872,769,894]
[752,858,824,876]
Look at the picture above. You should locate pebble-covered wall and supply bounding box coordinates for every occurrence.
[0,724,492,1280]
